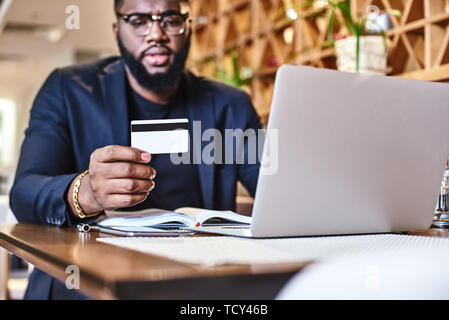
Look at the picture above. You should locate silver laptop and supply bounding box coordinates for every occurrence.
[189,65,449,238]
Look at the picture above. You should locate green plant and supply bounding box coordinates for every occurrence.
[215,51,253,89]
[270,0,315,31]
[326,0,401,72]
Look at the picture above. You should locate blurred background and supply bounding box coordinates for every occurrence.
[1,0,449,192]
[0,0,449,299]
[0,0,118,186]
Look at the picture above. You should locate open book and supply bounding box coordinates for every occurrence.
[97,207,252,229]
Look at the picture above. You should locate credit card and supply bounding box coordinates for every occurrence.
[131,119,189,154]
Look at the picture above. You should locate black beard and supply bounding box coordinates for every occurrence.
[118,34,191,93]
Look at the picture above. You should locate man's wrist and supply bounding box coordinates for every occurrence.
[78,173,103,215]
[68,171,103,219]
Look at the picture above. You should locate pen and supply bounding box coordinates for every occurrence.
[76,223,191,237]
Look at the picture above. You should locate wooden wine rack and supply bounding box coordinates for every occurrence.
[187,0,449,123]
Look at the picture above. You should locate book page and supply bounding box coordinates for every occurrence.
[98,207,251,228]
[174,207,252,226]
[98,209,195,228]
[97,234,449,267]
[104,208,170,218]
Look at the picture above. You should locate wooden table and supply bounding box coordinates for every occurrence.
[0,224,447,300]
[0,224,312,299]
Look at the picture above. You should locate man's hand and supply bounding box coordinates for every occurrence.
[67,145,156,217]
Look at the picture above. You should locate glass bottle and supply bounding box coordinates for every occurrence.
[433,158,449,228]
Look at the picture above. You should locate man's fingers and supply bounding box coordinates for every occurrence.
[87,145,156,211]
[94,145,151,163]
[105,179,155,195]
[96,163,156,180]
[104,193,150,209]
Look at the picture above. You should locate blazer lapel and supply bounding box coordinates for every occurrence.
[99,64,216,209]
[184,73,216,210]
[99,59,130,147]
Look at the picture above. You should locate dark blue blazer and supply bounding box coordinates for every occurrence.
[10,57,262,299]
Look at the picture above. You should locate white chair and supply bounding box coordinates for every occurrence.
[0,196,15,224]
[276,246,449,300]
[0,195,16,300]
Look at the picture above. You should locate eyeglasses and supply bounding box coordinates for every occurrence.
[116,10,189,36]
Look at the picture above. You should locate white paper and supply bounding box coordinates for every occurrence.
[96,234,449,267]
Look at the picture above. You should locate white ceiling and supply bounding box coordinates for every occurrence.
[0,0,119,100]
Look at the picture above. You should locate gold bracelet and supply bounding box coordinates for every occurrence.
[73,170,102,219]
